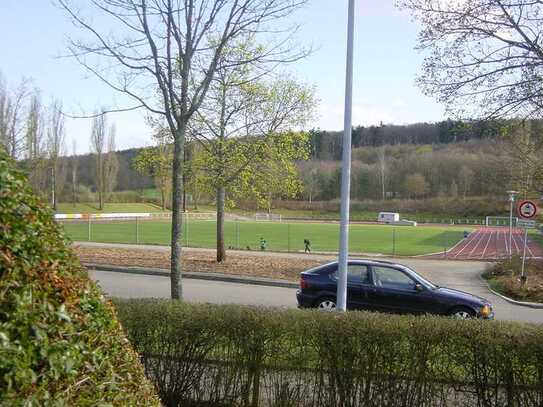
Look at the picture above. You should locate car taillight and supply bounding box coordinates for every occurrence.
[300,278,309,290]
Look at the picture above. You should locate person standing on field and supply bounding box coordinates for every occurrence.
[304,239,311,253]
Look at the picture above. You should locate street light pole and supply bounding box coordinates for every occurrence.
[337,0,355,312]
[507,190,518,256]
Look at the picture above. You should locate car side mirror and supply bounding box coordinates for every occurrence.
[414,283,424,292]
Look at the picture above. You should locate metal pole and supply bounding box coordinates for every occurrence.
[509,199,513,256]
[287,223,291,253]
[337,0,355,312]
[507,191,518,257]
[136,216,139,244]
[185,212,189,247]
[520,227,528,285]
[236,222,240,249]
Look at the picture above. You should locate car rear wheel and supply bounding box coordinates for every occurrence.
[449,306,475,319]
[316,297,336,311]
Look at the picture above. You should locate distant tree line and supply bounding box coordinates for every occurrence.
[297,139,527,202]
[308,120,504,160]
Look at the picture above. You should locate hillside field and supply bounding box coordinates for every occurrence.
[56,202,167,213]
[61,219,472,256]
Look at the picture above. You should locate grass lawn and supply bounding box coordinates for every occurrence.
[56,202,167,214]
[62,219,472,256]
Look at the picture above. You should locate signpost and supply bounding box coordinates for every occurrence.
[517,200,539,286]
[518,200,538,219]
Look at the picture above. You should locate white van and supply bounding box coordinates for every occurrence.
[378,212,400,224]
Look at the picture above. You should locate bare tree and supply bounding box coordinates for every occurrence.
[0,75,30,158]
[377,146,386,200]
[104,124,119,199]
[59,0,308,299]
[90,112,106,210]
[399,0,543,119]
[458,165,474,200]
[25,91,47,193]
[71,138,78,207]
[47,100,66,211]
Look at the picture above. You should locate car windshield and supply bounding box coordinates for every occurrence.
[398,265,437,289]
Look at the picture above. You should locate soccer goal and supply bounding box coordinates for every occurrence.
[255,212,282,222]
[485,216,518,227]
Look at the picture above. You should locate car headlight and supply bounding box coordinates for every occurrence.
[480,304,491,318]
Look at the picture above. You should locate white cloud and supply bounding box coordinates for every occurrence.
[316,103,396,130]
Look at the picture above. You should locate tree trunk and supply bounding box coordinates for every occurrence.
[72,166,77,207]
[161,187,166,210]
[51,166,57,211]
[170,125,185,299]
[216,186,226,263]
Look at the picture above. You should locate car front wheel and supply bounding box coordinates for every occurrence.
[316,297,336,311]
[449,306,475,319]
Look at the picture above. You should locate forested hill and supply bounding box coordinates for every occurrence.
[60,119,518,196]
[309,119,506,160]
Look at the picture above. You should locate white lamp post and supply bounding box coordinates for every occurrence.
[337,0,356,312]
[507,190,518,256]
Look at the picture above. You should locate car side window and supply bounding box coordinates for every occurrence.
[330,264,370,284]
[372,266,416,291]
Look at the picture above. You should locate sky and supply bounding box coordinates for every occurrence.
[0,1,446,154]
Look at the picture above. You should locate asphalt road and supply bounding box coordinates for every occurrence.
[89,259,543,324]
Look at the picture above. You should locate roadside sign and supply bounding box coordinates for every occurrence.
[517,219,536,229]
[517,200,538,219]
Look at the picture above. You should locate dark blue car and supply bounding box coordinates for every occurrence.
[296,260,494,319]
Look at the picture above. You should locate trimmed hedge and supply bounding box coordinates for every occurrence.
[116,299,543,407]
[0,150,160,405]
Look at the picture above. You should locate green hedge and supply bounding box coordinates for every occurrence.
[0,150,160,405]
[116,299,543,407]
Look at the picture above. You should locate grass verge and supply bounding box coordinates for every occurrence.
[482,256,543,303]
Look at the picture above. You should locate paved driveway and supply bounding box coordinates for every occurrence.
[90,258,543,324]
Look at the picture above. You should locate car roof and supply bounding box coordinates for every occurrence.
[318,259,405,268]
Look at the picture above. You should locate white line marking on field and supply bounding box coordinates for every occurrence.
[481,229,493,259]
[453,228,482,258]
[503,228,509,255]
[467,228,487,258]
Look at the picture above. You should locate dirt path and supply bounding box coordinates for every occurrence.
[74,243,322,281]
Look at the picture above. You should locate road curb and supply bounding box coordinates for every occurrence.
[480,276,543,309]
[83,263,298,289]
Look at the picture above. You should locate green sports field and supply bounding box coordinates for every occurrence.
[61,219,473,256]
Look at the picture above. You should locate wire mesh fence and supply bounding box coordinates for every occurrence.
[58,214,472,257]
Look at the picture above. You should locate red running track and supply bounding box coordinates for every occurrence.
[426,227,542,260]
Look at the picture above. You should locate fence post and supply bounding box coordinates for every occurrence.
[136,216,139,244]
[186,213,189,247]
[287,223,291,253]
[236,222,240,249]
[392,228,396,257]
[88,216,91,241]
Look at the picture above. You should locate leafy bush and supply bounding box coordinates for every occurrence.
[116,299,543,407]
[0,150,160,405]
